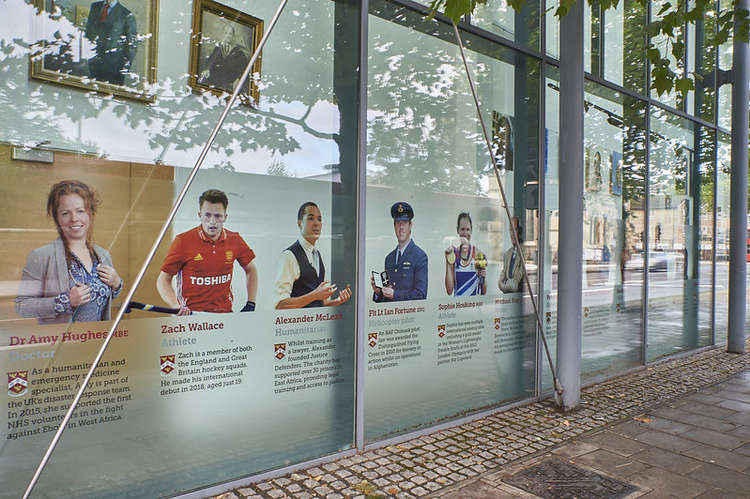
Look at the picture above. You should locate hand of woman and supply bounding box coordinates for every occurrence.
[97,264,122,290]
[69,284,91,307]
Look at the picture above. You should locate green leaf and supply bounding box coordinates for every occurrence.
[444,0,471,23]
[652,64,674,96]
[674,76,695,95]
[647,47,662,61]
[646,21,663,37]
[657,2,673,16]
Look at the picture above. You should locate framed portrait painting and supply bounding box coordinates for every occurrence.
[30,0,159,102]
[188,0,263,105]
[491,111,513,171]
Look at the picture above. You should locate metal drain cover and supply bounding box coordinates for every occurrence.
[504,459,639,498]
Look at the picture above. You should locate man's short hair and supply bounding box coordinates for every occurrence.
[199,189,228,210]
[297,201,318,221]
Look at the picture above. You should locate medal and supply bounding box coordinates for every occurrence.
[446,250,456,265]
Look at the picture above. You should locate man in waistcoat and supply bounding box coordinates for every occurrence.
[274,202,351,309]
[372,202,428,302]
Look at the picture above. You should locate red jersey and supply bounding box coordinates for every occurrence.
[161,226,255,312]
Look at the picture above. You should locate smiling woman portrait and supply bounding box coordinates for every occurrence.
[15,180,123,324]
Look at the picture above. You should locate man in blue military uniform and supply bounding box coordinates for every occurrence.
[372,202,428,302]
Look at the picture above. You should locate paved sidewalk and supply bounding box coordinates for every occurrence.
[213,343,750,499]
[436,370,750,498]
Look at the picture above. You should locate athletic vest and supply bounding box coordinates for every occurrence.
[288,241,326,308]
[454,245,480,296]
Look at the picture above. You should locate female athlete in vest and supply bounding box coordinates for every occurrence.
[444,212,487,296]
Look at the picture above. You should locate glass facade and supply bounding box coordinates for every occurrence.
[0,0,744,496]
[646,109,714,360]
[581,82,647,379]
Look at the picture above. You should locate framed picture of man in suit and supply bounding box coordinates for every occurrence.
[188,0,263,105]
[30,0,158,102]
[30,0,159,102]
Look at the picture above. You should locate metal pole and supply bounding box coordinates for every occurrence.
[452,24,564,398]
[728,0,749,354]
[556,0,584,410]
[22,2,289,496]
[355,0,369,451]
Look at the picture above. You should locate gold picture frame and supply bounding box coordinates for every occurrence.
[30,0,159,102]
[188,0,263,105]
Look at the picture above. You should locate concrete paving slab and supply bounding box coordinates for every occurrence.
[585,431,648,457]
[726,425,750,441]
[569,448,650,477]
[627,467,709,498]
[549,440,599,458]
[734,442,750,457]
[717,399,750,412]
[678,401,738,419]
[681,428,746,450]
[688,462,750,492]
[633,430,701,453]
[610,420,653,438]
[694,488,750,499]
[680,442,750,472]
[629,447,703,474]
[438,479,533,498]
[627,416,692,436]
[647,407,737,433]
[684,393,725,405]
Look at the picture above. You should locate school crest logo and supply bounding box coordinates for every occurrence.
[368,333,378,348]
[437,324,446,338]
[584,307,590,318]
[274,343,286,360]
[545,311,552,323]
[193,253,204,261]
[494,318,501,330]
[8,371,28,397]
[160,355,176,376]
[225,250,233,262]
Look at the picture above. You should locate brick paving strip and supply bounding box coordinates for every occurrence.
[212,342,750,499]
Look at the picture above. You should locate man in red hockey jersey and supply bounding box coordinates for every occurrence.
[156,189,257,315]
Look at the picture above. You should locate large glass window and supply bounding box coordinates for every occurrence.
[647,108,713,361]
[365,0,539,442]
[605,0,647,94]
[581,82,647,379]
[541,65,560,393]
[1,0,360,496]
[714,132,730,343]
[471,0,541,50]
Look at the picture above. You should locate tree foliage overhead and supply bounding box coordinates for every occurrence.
[431,0,750,97]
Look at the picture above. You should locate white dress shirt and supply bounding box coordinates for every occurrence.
[274,238,321,306]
